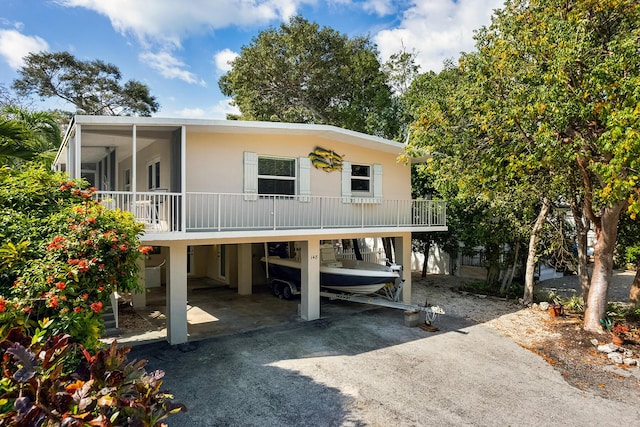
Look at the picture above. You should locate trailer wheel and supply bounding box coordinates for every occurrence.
[282,284,293,300]
[272,281,283,298]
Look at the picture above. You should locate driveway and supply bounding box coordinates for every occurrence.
[130,307,639,426]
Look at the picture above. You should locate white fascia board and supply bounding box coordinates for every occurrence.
[72,115,405,154]
[139,226,448,246]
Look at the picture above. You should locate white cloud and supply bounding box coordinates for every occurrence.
[173,99,240,120]
[56,0,315,46]
[0,29,49,69]
[214,49,239,73]
[139,51,206,85]
[374,0,504,72]
[362,0,395,16]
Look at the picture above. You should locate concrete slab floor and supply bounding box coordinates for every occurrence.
[104,278,379,346]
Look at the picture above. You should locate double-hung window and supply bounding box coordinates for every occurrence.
[341,161,382,203]
[257,156,296,196]
[351,164,372,195]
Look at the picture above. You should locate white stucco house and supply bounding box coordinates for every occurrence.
[54,115,447,345]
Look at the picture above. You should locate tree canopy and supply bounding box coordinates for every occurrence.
[219,16,400,139]
[406,0,640,331]
[12,51,159,116]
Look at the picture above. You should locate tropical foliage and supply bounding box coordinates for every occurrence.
[0,106,63,167]
[0,327,185,426]
[405,0,640,331]
[0,166,147,349]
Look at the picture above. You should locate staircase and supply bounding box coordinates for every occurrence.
[102,293,120,338]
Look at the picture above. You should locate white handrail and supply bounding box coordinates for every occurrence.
[96,191,446,232]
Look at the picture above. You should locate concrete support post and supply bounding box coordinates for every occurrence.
[131,257,146,309]
[167,241,189,345]
[394,234,412,304]
[300,239,320,320]
[237,243,252,295]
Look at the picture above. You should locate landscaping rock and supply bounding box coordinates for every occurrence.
[597,343,619,353]
[590,338,599,347]
[607,352,624,364]
[539,301,549,311]
[623,358,637,366]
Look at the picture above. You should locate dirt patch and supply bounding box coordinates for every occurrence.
[414,272,640,406]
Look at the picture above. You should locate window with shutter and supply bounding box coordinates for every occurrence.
[342,163,382,203]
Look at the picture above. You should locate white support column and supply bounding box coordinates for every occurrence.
[131,256,146,309]
[167,241,189,345]
[74,124,81,179]
[394,234,412,304]
[132,125,137,212]
[237,243,252,295]
[300,239,320,320]
[180,126,187,232]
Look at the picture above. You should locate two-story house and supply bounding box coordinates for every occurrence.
[54,115,447,344]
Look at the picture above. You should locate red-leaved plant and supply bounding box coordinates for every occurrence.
[0,326,185,426]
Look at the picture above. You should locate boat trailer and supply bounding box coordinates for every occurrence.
[269,276,445,324]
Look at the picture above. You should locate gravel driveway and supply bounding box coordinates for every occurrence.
[131,294,639,426]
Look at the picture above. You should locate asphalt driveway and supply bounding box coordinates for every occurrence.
[130,308,639,426]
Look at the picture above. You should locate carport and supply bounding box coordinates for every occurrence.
[125,234,414,345]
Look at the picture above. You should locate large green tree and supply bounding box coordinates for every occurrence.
[408,0,640,332]
[404,65,551,296]
[219,16,400,139]
[12,51,159,116]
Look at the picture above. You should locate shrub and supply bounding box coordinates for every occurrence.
[0,166,148,349]
[0,327,185,426]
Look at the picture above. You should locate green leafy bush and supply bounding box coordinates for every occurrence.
[0,166,148,349]
[0,327,185,426]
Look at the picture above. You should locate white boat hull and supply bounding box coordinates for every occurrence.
[261,256,399,295]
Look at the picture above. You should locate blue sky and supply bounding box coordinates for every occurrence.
[0,0,504,119]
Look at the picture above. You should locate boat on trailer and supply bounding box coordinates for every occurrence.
[261,244,401,297]
[261,243,445,323]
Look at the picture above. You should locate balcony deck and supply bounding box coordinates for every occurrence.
[96,191,446,234]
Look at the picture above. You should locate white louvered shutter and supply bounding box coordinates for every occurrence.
[341,161,352,203]
[373,164,383,202]
[243,151,258,201]
[299,156,311,202]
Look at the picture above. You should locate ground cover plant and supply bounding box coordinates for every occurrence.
[0,327,185,426]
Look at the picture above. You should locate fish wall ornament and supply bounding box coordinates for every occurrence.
[309,146,344,172]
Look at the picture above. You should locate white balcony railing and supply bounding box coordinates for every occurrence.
[96,191,446,233]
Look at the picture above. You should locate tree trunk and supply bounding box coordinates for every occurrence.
[629,262,640,306]
[569,197,591,299]
[583,203,626,333]
[352,239,363,261]
[523,197,551,305]
[500,242,519,295]
[382,237,394,264]
[485,243,501,289]
[421,240,431,278]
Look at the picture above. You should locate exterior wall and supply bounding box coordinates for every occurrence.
[191,245,211,277]
[118,157,132,191]
[136,139,172,191]
[184,131,411,199]
[115,138,172,191]
[411,245,451,274]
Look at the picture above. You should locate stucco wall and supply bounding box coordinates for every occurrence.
[184,131,411,200]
